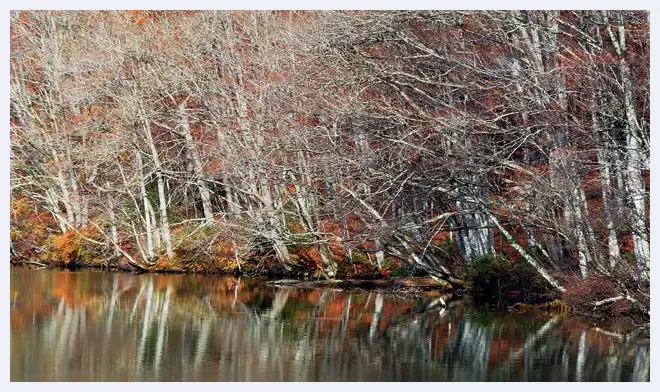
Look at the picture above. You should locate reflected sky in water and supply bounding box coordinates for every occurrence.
[10,268,650,381]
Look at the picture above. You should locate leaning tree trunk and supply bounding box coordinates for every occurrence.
[489,213,565,292]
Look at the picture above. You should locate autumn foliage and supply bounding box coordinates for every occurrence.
[8,11,649,317]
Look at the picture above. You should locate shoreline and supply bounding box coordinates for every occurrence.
[10,261,650,331]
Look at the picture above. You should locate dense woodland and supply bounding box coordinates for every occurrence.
[9,11,650,314]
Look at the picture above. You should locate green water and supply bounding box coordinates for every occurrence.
[10,268,649,381]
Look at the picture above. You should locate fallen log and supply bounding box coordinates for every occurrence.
[10,260,49,268]
[266,276,452,291]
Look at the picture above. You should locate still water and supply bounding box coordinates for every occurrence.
[10,268,649,382]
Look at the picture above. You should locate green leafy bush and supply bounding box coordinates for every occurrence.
[466,254,509,295]
[466,253,555,302]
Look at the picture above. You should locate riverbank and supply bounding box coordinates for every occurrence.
[11,258,453,294]
[10,258,650,329]
[11,194,650,328]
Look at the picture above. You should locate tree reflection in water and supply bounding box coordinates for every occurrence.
[10,268,650,381]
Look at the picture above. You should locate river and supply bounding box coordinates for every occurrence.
[10,267,649,381]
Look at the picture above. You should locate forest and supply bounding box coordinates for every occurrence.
[9,10,650,317]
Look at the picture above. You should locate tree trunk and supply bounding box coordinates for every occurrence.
[593,110,621,268]
[489,213,565,292]
[260,174,290,266]
[620,60,650,280]
[603,11,649,280]
[222,172,239,214]
[550,149,593,278]
[454,176,494,262]
[45,187,68,233]
[135,149,155,260]
[572,185,592,278]
[178,103,214,224]
[55,166,75,227]
[141,120,173,259]
[68,164,83,226]
[288,165,338,278]
[105,188,120,258]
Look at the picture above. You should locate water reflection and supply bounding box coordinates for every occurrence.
[10,268,649,381]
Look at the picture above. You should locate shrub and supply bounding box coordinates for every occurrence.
[466,253,555,302]
[171,224,247,273]
[349,251,371,265]
[10,197,56,262]
[466,253,509,295]
[41,227,106,267]
[384,256,414,277]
